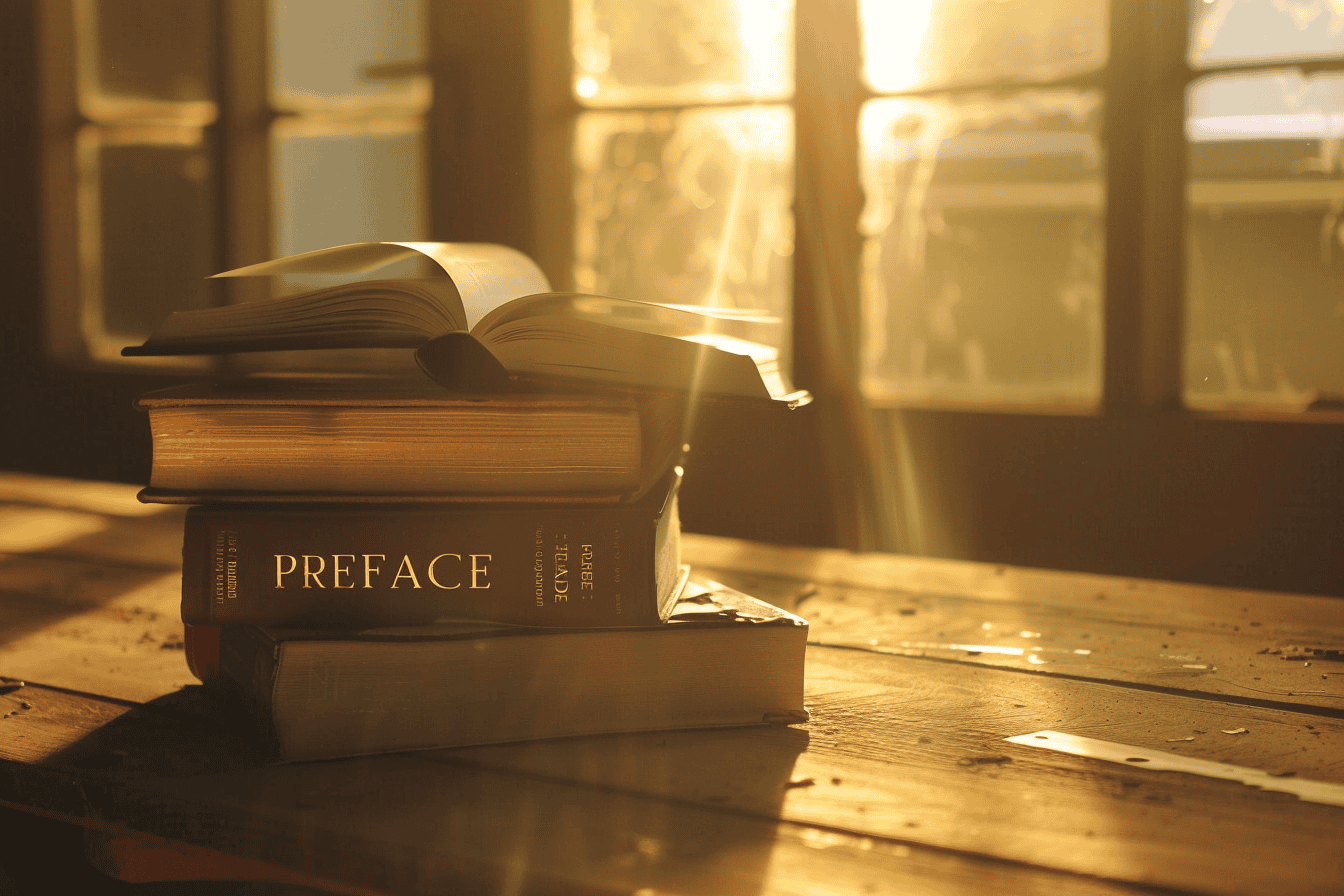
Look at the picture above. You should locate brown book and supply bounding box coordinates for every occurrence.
[215,578,810,762]
[122,241,810,406]
[183,623,222,683]
[178,470,683,629]
[134,372,688,501]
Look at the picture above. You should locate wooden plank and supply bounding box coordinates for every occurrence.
[4,648,1344,896]
[793,582,1344,711]
[684,534,1344,713]
[0,557,190,703]
[0,503,184,569]
[0,479,189,702]
[682,534,1344,626]
[0,473,158,518]
[0,685,1176,896]
[440,646,1344,896]
[0,683,134,765]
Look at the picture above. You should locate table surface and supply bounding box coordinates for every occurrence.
[2,471,1343,896]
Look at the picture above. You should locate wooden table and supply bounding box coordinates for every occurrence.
[2,471,1342,895]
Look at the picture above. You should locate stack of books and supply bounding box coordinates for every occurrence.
[127,241,811,762]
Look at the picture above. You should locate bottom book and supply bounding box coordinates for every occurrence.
[215,574,810,762]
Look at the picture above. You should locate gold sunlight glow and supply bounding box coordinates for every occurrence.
[0,507,109,553]
[736,0,794,99]
[575,75,599,100]
[570,0,791,105]
[860,0,935,93]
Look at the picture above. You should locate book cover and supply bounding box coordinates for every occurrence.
[216,577,810,762]
[180,470,683,629]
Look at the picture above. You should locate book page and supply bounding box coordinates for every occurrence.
[413,244,552,329]
[471,293,807,403]
[213,242,552,329]
[474,293,780,345]
[482,314,776,401]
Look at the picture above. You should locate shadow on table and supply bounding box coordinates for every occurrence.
[37,686,810,895]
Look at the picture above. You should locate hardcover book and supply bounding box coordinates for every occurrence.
[215,578,810,762]
[180,470,683,629]
[134,372,684,501]
[122,241,809,407]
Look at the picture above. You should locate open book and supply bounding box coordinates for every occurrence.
[123,242,809,406]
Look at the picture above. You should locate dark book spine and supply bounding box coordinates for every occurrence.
[180,499,669,628]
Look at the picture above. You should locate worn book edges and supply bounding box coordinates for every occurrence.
[133,372,685,502]
[180,469,683,629]
[216,578,810,762]
[121,241,809,407]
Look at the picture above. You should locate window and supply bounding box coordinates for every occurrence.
[850,0,1344,412]
[39,0,1344,409]
[785,0,1344,593]
[40,0,220,367]
[21,0,1344,592]
[857,0,1108,406]
[570,0,794,377]
[39,0,431,369]
[1185,0,1344,409]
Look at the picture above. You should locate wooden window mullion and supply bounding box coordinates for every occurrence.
[1101,0,1188,412]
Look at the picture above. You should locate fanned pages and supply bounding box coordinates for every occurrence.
[123,242,809,406]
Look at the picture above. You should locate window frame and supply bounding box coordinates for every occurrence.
[37,0,434,372]
[788,0,1344,596]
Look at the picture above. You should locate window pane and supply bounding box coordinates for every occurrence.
[272,120,427,259]
[1185,71,1344,408]
[1190,0,1344,70]
[572,0,793,106]
[860,0,1107,95]
[79,0,216,120]
[269,0,429,111]
[859,90,1103,404]
[84,127,217,340]
[573,106,793,359]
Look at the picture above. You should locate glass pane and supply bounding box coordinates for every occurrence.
[1185,71,1344,408]
[859,90,1103,404]
[272,120,428,259]
[86,127,217,338]
[860,0,1107,95]
[79,0,216,120]
[269,0,429,111]
[1190,0,1344,70]
[573,106,793,360]
[573,0,793,106]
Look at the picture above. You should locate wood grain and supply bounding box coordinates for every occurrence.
[684,534,1344,713]
[0,685,1188,896]
[440,646,1344,896]
[3,477,1344,896]
[4,649,1342,895]
[0,557,189,703]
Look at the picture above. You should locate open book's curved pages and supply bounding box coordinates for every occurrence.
[123,241,809,406]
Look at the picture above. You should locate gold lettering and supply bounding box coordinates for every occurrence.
[302,555,326,588]
[427,553,461,589]
[332,554,355,589]
[362,554,385,588]
[390,555,421,589]
[471,554,491,589]
[275,554,297,588]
